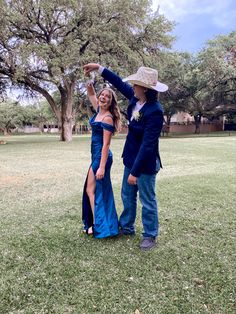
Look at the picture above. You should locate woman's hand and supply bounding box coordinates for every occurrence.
[96,167,105,180]
[83,63,100,76]
[86,82,96,95]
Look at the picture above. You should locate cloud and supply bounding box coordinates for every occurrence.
[152,0,236,29]
[152,0,193,20]
[152,0,236,52]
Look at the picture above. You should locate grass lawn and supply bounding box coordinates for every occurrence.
[0,134,235,314]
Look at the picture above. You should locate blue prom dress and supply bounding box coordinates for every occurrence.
[82,113,119,238]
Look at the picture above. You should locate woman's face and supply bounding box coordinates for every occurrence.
[98,89,112,110]
[133,84,147,100]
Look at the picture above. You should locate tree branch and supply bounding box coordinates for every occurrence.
[24,78,60,121]
[79,40,90,55]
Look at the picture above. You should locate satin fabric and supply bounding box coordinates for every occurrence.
[82,114,119,238]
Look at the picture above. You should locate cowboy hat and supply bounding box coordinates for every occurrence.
[123,67,168,92]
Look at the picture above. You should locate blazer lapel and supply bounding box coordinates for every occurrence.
[140,102,161,121]
[128,99,156,122]
[139,103,148,116]
[127,105,133,121]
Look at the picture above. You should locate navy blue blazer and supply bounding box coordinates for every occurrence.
[102,68,164,177]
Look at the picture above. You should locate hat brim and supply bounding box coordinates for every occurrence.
[123,76,168,92]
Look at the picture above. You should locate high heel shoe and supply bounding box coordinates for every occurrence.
[86,226,93,235]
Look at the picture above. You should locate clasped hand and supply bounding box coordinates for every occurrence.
[83,63,100,76]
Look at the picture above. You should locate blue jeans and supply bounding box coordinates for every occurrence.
[119,166,159,238]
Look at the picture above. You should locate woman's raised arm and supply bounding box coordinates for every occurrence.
[83,63,134,100]
[86,82,98,111]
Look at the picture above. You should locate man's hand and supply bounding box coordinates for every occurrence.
[83,63,100,76]
[128,174,137,185]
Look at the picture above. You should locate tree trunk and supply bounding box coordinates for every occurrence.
[3,128,9,136]
[162,114,171,136]
[166,114,171,135]
[166,114,172,125]
[60,82,75,142]
[194,113,202,134]
[61,118,73,141]
[39,122,44,133]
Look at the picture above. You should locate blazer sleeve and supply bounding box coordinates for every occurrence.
[130,112,163,177]
[101,68,134,100]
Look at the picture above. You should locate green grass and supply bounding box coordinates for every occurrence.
[0,134,236,314]
[164,130,236,138]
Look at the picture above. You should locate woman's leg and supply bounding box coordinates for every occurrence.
[86,167,96,234]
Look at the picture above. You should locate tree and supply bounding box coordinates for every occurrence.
[203,31,236,118]
[0,0,174,141]
[0,101,25,135]
[182,31,236,133]
[156,51,192,126]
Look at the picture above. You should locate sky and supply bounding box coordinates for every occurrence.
[152,0,236,52]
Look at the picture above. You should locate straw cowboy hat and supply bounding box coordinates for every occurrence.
[123,66,168,92]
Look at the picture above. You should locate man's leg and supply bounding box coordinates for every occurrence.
[138,173,158,249]
[119,167,138,234]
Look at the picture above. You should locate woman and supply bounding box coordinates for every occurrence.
[82,79,121,238]
[83,63,168,250]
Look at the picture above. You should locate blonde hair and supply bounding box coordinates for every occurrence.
[98,87,121,133]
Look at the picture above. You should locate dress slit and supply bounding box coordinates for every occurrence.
[81,113,119,238]
[82,165,96,231]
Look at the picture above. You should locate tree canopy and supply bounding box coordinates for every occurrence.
[0,0,174,141]
[156,31,236,133]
